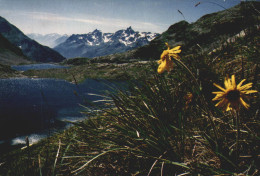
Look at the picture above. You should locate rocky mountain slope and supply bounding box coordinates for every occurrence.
[54,27,158,58]
[0,16,65,63]
[27,33,69,48]
[88,1,260,63]
[0,34,31,65]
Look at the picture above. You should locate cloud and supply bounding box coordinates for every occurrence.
[0,9,165,34]
[25,12,104,25]
[22,11,164,33]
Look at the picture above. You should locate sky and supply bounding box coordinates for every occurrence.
[0,0,249,35]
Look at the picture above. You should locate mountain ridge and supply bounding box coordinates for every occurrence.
[87,1,260,63]
[0,16,66,63]
[54,27,159,58]
[0,33,31,65]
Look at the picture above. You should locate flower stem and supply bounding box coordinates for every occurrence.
[173,59,200,88]
[235,110,240,167]
[173,58,219,143]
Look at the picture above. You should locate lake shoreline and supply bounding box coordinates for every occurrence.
[0,77,126,154]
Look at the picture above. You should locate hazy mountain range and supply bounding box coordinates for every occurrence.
[27,33,69,48]
[0,14,158,64]
[54,27,159,58]
[0,16,65,63]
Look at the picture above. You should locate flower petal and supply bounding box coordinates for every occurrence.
[170,46,181,53]
[239,98,250,109]
[237,79,246,88]
[214,98,233,111]
[231,75,236,89]
[172,46,181,50]
[169,53,180,60]
[226,103,232,111]
[213,83,226,92]
[242,90,258,94]
[165,42,170,50]
[157,59,167,74]
[212,96,222,101]
[224,76,231,89]
[239,83,253,91]
[212,75,256,111]
[212,91,224,94]
[215,99,224,106]
[224,78,228,89]
[160,50,169,60]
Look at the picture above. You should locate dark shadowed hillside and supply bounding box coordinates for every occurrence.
[0,16,65,63]
[88,1,260,63]
[0,34,31,65]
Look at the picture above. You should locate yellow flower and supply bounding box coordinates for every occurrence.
[157,57,173,74]
[157,43,181,74]
[212,75,257,111]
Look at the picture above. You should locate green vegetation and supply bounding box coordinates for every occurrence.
[23,61,153,82]
[1,2,259,175]
[0,63,22,78]
[1,29,259,175]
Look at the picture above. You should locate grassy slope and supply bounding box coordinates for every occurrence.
[0,63,26,78]
[23,61,155,82]
[1,2,260,175]
[1,31,259,175]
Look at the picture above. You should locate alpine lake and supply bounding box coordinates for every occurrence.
[0,64,125,152]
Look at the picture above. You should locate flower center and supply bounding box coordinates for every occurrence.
[226,89,240,102]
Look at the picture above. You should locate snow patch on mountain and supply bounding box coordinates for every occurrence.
[54,26,159,58]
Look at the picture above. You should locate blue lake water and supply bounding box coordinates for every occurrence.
[0,78,125,151]
[11,63,69,71]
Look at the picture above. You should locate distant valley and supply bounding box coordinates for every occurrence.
[27,33,69,48]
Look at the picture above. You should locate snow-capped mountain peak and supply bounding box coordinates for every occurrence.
[64,27,158,47]
[54,27,159,58]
